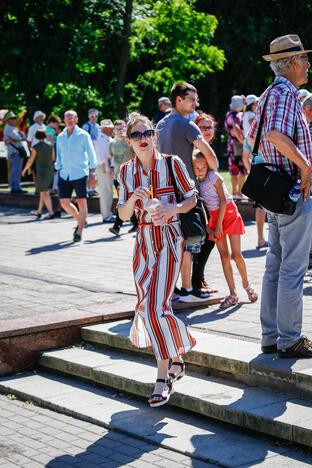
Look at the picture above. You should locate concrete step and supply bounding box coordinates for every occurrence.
[38,345,312,448]
[81,320,312,399]
[2,371,311,467]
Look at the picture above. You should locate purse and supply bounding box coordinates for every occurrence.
[166,156,207,245]
[241,82,297,215]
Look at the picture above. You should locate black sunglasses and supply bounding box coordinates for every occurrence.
[130,129,154,141]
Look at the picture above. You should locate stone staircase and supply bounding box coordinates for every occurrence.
[1,319,312,463]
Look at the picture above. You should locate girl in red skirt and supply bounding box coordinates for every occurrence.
[193,150,258,308]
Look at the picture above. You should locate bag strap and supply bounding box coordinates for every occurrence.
[252,82,298,178]
[9,142,21,151]
[166,156,182,202]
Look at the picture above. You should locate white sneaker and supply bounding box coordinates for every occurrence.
[178,288,210,303]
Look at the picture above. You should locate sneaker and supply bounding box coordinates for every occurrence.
[103,215,115,223]
[261,344,278,354]
[109,227,120,237]
[178,287,210,303]
[73,232,82,242]
[42,213,55,220]
[172,287,181,302]
[278,336,312,358]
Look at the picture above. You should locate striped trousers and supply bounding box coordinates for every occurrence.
[130,223,196,360]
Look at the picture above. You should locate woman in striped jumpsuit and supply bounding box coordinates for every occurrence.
[118,113,197,407]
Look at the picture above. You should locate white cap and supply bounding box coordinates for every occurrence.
[246,94,259,106]
[230,95,244,111]
[33,110,46,121]
[299,89,310,101]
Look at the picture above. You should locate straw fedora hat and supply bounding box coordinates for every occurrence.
[263,34,312,61]
[3,111,17,121]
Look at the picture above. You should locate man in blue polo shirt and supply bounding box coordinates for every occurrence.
[56,109,97,242]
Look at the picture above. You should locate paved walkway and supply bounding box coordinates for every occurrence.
[1,205,312,341]
[0,394,212,467]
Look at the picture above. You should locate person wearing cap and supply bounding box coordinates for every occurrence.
[224,95,246,200]
[108,120,137,236]
[83,109,100,197]
[242,98,268,250]
[27,111,46,149]
[82,108,100,141]
[249,34,312,358]
[93,119,115,223]
[242,94,259,136]
[3,111,27,193]
[56,110,97,242]
[299,89,310,102]
[153,97,172,124]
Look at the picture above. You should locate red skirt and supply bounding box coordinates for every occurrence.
[208,201,245,240]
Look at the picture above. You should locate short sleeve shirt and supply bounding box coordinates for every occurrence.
[156,111,203,180]
[117,152,195,225]
[109,139,134,178]
[199,171,232,212]
[3,124,24,157]
[27,123,46,147]
[250,76,312,174]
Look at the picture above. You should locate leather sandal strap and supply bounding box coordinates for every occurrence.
[156,378,166,383]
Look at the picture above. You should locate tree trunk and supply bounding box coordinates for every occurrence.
[115,0,133,117]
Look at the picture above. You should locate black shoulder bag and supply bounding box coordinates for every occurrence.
[241,84,297,215]
[167,156,207,245]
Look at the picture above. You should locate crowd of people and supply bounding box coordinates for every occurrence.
[3,33,312,407]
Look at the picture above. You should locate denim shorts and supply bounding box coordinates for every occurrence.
[185,242,203,254]
[58,176,88,199]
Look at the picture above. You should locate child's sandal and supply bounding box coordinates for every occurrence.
[148,378,174,408]
[219,294,239,309]
[245,286,258,303]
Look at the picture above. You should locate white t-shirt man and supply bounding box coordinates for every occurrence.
[27,122,46,147]
[93,133,112,167]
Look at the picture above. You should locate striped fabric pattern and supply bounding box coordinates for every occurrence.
[250,76,312,174]
[118,151,197,360]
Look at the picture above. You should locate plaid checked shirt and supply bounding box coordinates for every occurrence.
[250,76,312,175]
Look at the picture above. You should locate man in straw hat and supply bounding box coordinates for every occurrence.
[249,34,312,358]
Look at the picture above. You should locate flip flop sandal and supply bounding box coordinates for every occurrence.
[245,286,258,303]
[148,378,174,408]
[219,294,239,309]
[168,360,185,383]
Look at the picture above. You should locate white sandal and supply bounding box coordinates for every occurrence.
[148,378,174,408]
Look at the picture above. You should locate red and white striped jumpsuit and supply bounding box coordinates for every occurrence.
[117,151,197,360]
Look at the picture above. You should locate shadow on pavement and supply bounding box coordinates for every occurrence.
[25,241,77,255]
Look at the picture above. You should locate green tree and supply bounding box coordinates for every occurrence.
[126,0,225,115]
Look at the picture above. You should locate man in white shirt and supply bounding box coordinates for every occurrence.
[93,119,115,222]
[27,110,46,149]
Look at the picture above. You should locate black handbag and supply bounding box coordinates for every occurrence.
[241,83,297,215]
[167,156,207,244]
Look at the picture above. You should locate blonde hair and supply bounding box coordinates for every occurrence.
[192,149,206,162]
[126,112,154,138]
